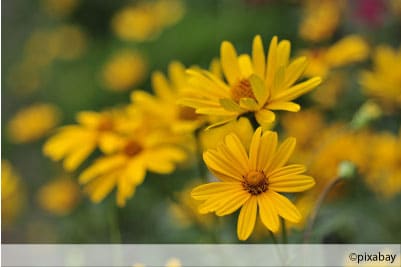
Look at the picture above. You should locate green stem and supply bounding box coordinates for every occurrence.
[109,202,122,243]
[303,176,342,243]
[194,128,207,182]
[280,218,287,244]
[269,230,278,244]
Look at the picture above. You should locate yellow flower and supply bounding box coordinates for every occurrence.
[299,0,343,42]
[301,35,370,78]
[36,177,80,216]
[360,45,401,110]
[41,0,80,18]
[180,35,321,127]
[102,50,148,91]
[2,160,26,226]
[8,103,61,143]
[79,118,186,207]
[111,0,185,42]
[43,110,122,171]
[364,131,401,198]
[130,61,204,134]
[191,127,315,240]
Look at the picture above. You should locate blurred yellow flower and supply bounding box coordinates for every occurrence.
[311,73,345,108]
[102,50,148,91]
[364,131,401,198]
[8,103,61,144]
[301,35,370,78]
[2,160,26,226]
[41,0,80,18]
[79,115,187,207]
[360,45,401,110]
[180,35,321,127]
[37,177,80,216]
[169,181,214,229]
[130,61,204,134]
[299,0,343,42]
[43,110,122,171]
[51,25,87,61]
[111,0,185,42]
[192,128,315,240]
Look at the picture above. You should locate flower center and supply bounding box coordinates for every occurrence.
[123,140,143,157]
[231,79,256,103]
[178,106,199,121]
[97,117,114,131]
[242,170,268,195]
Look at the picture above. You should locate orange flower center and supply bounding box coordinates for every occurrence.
[243,170,268,195]
[231,79,256,103]
[123,140,143,157]
[97,117,114,131]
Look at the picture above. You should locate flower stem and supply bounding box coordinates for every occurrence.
[109,202,122,243]
[280,218,287,243]
[303,176,341,243]
[269,231,278,244]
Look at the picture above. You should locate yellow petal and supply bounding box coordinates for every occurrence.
[265,137,296,174]
[224,134,250,172]
[252,35,266,79]
[168,61,187,89]
[268,164,306,178]
[64,142,96,171]
[249,127,263,170]
[272,77,322,102]
[269,175,315,192]
[268,191,301,223]
[249,74,268,106]
[257,193,279,233]
[84,173,118,203]
[76,111,101,128]
[217,143,250,175]
[255,109,276,126]
[284,56,307,88]
[220,98,244,112]
[238,54,253,77]
[239,98,259,110]
[277,40,291,67]
[124,158,146,185]
[266,101,300,112]
[215,190,250,216]
[221,41,241,85]
[265,36,278,89]
[151,71,174,100]
[79,155,126,184]
[203,150,245,182]
[237,197,257,240]
[191,182,242,200]
[257,131,277,170]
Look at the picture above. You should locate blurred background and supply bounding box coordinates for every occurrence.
[2,0,401,243]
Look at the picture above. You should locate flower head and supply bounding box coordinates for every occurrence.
[43,110,123,171]
[8,103,60,143]
[180,35,321,127]
[191,127,315,240]
[360,45,401,110]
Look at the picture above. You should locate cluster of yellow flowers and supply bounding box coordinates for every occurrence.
[44,35,321,240]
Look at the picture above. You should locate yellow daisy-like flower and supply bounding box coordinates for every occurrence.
[43,110,123,171]
[79,125,186,207]
[180,35,322,127]
[191,127,315,240]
